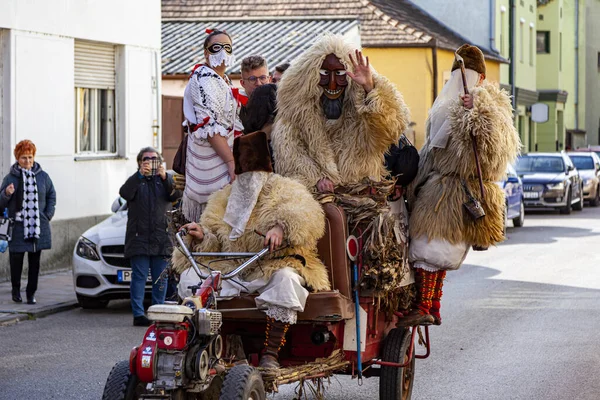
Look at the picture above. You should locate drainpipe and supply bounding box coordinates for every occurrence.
[574,0,579,130]
[432,39,438,104]
[509,0,517,116]
[490,0,500,53]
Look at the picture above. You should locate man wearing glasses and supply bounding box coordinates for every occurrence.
[240,55,271,97]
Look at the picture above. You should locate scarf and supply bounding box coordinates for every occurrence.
[223,171,270,240]
[20,168,41,240]
[428,69,480,150]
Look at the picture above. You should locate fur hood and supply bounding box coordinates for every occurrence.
[273,33,410,188]
[172,174,330,291]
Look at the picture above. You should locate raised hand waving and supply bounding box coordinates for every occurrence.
[347,49,374,93]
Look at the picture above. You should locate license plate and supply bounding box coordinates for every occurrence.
[117,270,152,283]
[524,192,540,199]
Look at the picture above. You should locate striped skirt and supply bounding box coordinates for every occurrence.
[182,134,233,222]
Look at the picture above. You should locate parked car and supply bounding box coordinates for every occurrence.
[497,163,524,228]
[515,152,584,214]
[575,145,600,160]
[567,152,600,206]
[72,198,151,309]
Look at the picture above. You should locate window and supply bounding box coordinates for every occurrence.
[520,20,524,62]
[500,9,506,56]
[537,31,550,53]
[559,32,562,71]
[74,40,116,154]
[529,25,534,65]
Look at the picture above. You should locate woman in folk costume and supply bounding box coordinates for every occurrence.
[400,44,520,327]
[181,29,245,221]
[272,34,410,192]
[173,132,330,368]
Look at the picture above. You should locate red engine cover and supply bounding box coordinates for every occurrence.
[135,326,158,383]
[156,322,189,351]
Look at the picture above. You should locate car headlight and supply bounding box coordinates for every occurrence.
[76,237,101,261]
[583,179,591,186]
[546,182,565,191]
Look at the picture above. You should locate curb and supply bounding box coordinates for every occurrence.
[0,300,80,327]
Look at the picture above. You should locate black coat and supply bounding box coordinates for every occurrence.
[119,172,179,258]
[0,162,56,252]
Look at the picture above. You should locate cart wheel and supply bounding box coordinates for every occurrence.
[219,365,265,400]
[379,328,415,400]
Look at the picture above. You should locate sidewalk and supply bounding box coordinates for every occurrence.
[0,270,79,326]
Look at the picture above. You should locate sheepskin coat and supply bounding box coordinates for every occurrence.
[272,34,410,189]
[408,82,520,267]
[172,173,330,291]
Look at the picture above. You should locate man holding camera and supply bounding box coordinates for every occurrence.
[120,147,181,326]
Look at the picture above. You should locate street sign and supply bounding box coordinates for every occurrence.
[531,103,549,123]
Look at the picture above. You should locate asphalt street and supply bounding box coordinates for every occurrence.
[1,206,599,400]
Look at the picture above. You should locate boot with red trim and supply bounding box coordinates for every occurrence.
[429,270,446,326]
[259,317,290,369]
[396,268,436,327]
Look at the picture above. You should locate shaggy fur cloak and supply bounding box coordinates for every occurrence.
[272,34,410,189]
[172,174,330,291]
[408,82,520,265]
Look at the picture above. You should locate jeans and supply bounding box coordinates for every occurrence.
[130,255,167,317]
[10,251,41,296]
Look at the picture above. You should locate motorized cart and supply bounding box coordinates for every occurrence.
[102,203,430,400]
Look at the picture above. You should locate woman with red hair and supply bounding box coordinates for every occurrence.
[0,140,56,304]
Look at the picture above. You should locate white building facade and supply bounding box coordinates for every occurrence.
[0,0,162,278]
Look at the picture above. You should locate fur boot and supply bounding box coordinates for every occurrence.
[259,317,290,369]
[429,270,446,325]
[396,268,436,327]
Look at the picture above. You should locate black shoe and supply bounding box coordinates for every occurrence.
[12,291,23,303]
[26,295,36,305]
[133,315,152,327]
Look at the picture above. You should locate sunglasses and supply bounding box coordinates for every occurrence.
[206,42,233,55]
[142,156,159,161]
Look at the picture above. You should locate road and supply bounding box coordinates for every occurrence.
[1,206,600,400]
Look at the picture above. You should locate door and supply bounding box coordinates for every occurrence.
[162,96,184,170]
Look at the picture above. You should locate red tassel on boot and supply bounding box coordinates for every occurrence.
[396,268,436,327]
[429,270,446,325]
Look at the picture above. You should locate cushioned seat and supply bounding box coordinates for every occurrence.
[218,203,354,322]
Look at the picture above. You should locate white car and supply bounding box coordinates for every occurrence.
[72,198,151,309]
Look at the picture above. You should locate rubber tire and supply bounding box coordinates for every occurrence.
[512,200,525,228]
[573,186,584,211]
[379,328,415,400]
[591,186,600,207]
[219,365,265,400]
[102,360,138,400]
[559,190,572,215]
[77,294,109,309]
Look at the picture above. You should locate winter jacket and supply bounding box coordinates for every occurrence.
[119,171,180,258]
[0,162,57,252]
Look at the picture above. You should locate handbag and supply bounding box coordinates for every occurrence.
[0,215,13,241]
[172,132,188,175]
[385,135,420,186]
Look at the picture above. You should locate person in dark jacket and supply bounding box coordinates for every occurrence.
[120,147,180,326]
[0,140,56,304]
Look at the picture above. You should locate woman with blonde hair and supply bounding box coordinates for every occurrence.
[0,140,56,304]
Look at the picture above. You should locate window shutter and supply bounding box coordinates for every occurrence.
[74,40,115,89]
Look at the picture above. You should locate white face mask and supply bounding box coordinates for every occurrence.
[208,51,235,68]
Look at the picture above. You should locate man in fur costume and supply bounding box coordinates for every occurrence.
[173,131,330,368]
[272,34,410,192]
[400,44,520,327]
